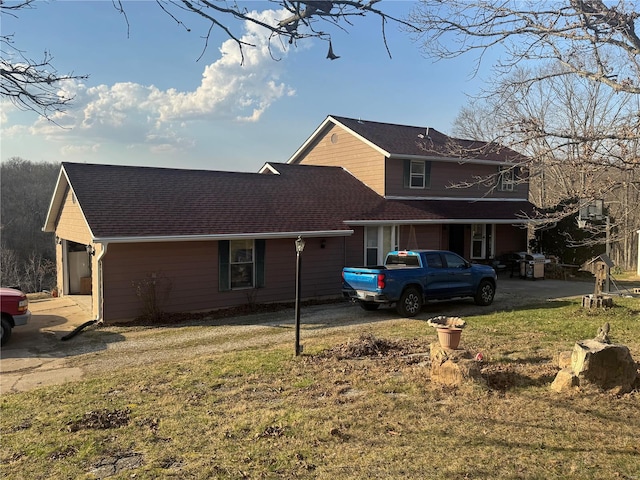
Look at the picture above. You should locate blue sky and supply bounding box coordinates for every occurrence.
[1,1,494,172]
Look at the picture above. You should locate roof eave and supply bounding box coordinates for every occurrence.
[388,153,525,166]
[42,168,68,233]
[345,219,533,225]
[92,229,354,244]
[287,115,390,164]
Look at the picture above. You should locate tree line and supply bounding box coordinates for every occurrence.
[1,158,59,292]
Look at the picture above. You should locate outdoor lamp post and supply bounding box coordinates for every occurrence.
[294,236,305,356]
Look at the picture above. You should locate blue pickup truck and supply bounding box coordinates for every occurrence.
[342,250,497,317]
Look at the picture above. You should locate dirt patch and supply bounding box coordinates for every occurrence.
[312,334,569,392]
[66,408,131,432]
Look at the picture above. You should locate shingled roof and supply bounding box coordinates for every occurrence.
[44,161,534,242]
[45,162,394,240]
[289,115,527,164]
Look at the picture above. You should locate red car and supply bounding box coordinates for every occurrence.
[1,287,32,346]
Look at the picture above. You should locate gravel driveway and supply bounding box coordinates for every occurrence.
[0,277,599,393]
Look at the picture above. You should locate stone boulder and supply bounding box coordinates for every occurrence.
[551,340,638,394]
[430,343,485,387]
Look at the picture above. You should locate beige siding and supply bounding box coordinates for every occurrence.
[55,189,93,244]
[385,158,529,199]
[297,124,386,195]
[101,238,348,322]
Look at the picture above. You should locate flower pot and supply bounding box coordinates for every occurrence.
[437,328,462,350]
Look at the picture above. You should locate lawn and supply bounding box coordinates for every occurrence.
[1,297,639,479]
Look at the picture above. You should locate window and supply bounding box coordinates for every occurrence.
[230,240,254,288]
[443,252,467,268]
[425,252,444,268]
[470,224,495,260]
[404,160,431,189]
[365,225,399,266]
[498,166,515,191]
[219,239,265,291]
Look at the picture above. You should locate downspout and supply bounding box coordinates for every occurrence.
[95,242,108,323]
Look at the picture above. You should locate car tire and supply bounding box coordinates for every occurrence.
[475,280,495,306]
[1,317,12,346]
[396,287,422,317]
[359,301,380,311]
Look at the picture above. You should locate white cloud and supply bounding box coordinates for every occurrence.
[6,8,297,158]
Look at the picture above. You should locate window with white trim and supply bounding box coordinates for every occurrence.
[404,160,431,189]
[365,225,399,266]
[230,239,254,288]
[219,239,265,291]
[498,166,515,191]
[410,160,426,188]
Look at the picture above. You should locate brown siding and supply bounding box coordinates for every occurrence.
[399,225,443,250]
[385,158,529,199]
[101,238,347,322]
[495,224,527,257]
[344,228,364,266]
[55,190,93,244]
[297,124,386,195]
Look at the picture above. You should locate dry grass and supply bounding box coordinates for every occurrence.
[1,297,639,479]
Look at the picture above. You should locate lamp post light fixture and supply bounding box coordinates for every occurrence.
[294,236,305,356]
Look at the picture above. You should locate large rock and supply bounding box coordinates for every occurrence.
[551,340,638,394]
[430,343,484,387]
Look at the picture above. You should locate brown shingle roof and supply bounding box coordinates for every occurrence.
[330,116,526,163]
[62,162,387,239]
[349,199,535,222]
[60,162,534,241]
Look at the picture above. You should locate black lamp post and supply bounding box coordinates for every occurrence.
[294,235,305,356]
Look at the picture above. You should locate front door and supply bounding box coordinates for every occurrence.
[470,224,495,260]
[449,224,465,256]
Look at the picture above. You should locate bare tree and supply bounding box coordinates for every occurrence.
[409,0,640,96]
[410,1,640,269]
[2,0,415,119]
[452,64,640,269]
[1,1,89,119]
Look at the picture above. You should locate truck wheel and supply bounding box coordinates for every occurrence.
[359,301,380,311]
[396,288,422,317]
[475,280,495,306]
[1,317,11,346]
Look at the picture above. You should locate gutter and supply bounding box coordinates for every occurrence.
[92,229,353,244]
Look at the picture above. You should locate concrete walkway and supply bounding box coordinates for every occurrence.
[0,296,94,393]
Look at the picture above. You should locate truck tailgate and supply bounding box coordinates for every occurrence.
[342,268,383,292]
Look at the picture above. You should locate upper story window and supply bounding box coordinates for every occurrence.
[498,166,515,191]
[404,160,431,189]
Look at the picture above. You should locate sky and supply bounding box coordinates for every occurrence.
[1,1,496,173]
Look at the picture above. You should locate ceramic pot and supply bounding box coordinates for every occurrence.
[437,328,462,350]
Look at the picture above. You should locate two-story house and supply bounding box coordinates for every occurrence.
[43,115,535,322]
[287,115,534,265]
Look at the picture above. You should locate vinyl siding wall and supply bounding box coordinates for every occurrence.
[398,225,443,250]
[494,224,528,257]
[385,158,528,199]
[296,124,387,195]
[54,189,94,302]
[101,237,348,322]
[56,189,92,244]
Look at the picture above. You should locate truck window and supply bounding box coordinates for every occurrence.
[443,252,467,268]
[386,254,420,267]
[425,252,443,268]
